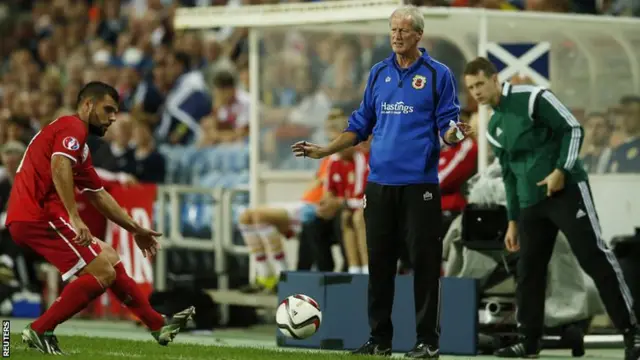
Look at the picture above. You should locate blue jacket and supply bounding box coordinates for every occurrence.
[345,49,461,185]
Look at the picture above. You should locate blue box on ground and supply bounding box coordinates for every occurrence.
[277,271,477,355]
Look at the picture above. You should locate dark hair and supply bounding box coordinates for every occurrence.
[173,51,191,73]
[213,70,236,89]
[76,81,119,108]
[8,115,31,129]
[463,57,498,77]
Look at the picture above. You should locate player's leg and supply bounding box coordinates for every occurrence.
[494,206,558,358]
[238,209,271,290]
[9,220,110,354]
[549,182,640,359]
[252,207,293,291]
[340,209,361,273]
[352,208,369,274]
[400,184,443,358]
[100,239,195,345]
[352,182,398,356]
[90,240,166,332]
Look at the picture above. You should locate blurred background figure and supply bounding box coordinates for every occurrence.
[580,112,612,174]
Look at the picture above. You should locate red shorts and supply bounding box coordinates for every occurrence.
[8,217,102,282]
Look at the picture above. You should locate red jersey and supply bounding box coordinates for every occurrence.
[439,138,477,212]
[6,115,103,224]
[325,151,369,209]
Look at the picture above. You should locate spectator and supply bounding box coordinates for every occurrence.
[0,141,42,293]
[158,51,212,145]
[6,116,34,145]
[608,96,640,173]
[131,120,166,183]
[205,69,249,144]
[108,113,136,175]
[580,112,612,174]
[130,58,168,128]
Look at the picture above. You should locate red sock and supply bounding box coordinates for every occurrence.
[32,273,105,333]
[109,262,165,331]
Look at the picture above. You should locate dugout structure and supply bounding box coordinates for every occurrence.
[174,0,640,208]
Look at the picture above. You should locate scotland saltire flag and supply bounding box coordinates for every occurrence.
[487,42,551,88]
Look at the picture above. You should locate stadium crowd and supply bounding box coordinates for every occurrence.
[0,0,638,317]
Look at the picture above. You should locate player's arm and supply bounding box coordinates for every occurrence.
[535,90,583,173]
[83,189,142,234]
[51,155,82,219]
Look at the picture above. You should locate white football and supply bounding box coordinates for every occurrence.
[276,294,322,339]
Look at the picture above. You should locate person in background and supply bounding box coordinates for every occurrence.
[296,111,351,273]
[130,59,168,130]
[324,131,369,274]
[608,96,640,173]
[204,69,250,144]
[6,116,34,145]
[131,120,166,183]
[438,114,478,230]
[0,141,42,292]
[237,112,349,292]
[580,112,612,174]
[108,113,136,175]
[158,51,212,145]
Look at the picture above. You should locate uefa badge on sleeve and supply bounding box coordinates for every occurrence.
[412,75,426,90]
[62,137,80,151]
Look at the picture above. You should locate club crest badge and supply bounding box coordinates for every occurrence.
[412,75,426,90]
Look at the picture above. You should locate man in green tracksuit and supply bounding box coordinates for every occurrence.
[463,57,640,359]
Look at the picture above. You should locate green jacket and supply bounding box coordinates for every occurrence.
[487,83,588,221]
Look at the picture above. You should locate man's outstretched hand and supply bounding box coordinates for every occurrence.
[133,227,162,258]
[291,141,328,159]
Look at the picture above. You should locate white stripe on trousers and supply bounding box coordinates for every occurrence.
[577,181,636,325]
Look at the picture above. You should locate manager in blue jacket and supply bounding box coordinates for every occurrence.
[292,5,472,359]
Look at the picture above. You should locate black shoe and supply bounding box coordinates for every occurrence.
[494,341,540,358]
[351,339,392,356]
[562,325,585,357]
[44,332,65,355]
[405,342,439,358]
[21,325,62,354]
[624,327,640,360]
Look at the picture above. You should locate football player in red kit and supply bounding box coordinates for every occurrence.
[6,82,194,354]
[324,114,370,274]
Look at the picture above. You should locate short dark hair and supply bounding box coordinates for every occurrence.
[76,81,119,108]
[463,57,498,77]
[173,51,191,73]
[213,70,236,89]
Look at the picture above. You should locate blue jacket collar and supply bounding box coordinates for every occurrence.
[384,47,431,70]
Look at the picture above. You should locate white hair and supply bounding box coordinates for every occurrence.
[389,5,425,32]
